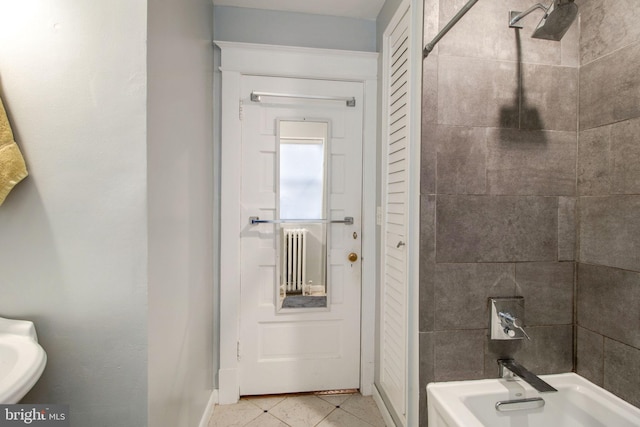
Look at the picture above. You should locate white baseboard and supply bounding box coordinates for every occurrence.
[372,384,396,427]
[198,389,218,427]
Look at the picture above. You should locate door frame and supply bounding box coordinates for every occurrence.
[215,41,378,404]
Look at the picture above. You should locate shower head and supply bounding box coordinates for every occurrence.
[532,0,578,41]
[509,0,578,41]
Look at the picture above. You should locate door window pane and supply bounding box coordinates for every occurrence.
[277,120,329,311]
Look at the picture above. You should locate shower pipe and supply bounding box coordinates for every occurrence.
[423,0,480,59]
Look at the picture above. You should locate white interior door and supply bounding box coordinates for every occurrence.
[238,75,363,395]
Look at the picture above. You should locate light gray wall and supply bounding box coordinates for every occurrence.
[213,6,377,52]
[0,1,216,425]
[376,0,404,50]
[575,0,640,408]
[419,0,580,424]
[147,0,215,426]
[0,1,148,425]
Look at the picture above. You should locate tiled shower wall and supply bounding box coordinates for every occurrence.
[419,0,579,423]
[575,0,640,409]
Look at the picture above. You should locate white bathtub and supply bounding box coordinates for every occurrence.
[427,373,640,427]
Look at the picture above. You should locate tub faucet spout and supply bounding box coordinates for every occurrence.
[498,359,557,393]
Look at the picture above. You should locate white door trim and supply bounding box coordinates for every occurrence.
[216,41,378,404]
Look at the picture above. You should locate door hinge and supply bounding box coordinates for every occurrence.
[239,100,244,121]
[237,341,241,360]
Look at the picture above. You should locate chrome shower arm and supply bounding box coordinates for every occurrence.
[423,0,480,58]
[509,3,549,27]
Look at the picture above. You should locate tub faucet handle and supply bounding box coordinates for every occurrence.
[499,311,530,340]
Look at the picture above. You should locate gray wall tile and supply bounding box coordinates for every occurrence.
[604,338,640,408]
[521,64,578,131]
[610,117,640,194]
[438,0,516,62]
[414,1,640,418]
[579,42,640,130]
[576,8,640,403]
[525,325,574,374]
[579,0,640,65]
[435,126,487,195]
[579,117,640,196]
[420,195,436,332]
[438,56,518,128]
[576,326,604,386]
[423,0,439,47]
[577,263,640,348]
[560,16,580,67]
[485,325,573,376]
[419,332,434,427]
[486,128,577,196]
[579,196,640,272]
[558,197,576,261]
[578,125,612,195]
[436,195,558,262]
[515,262,574,326]
[422,56,438,128]
[434,263,516,330]
[421,127,437,195]
[434,329,485,381]
[438,0,569,65]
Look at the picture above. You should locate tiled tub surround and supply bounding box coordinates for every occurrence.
[574,0,640,411]
[419,0,640,424]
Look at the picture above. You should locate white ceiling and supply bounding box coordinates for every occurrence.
[212,0,386,20]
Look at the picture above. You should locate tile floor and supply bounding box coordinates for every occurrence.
[208,392,387,427]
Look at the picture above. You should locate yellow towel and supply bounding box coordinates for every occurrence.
[0,95,28,206]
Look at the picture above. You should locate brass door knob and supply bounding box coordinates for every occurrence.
[348,252,358,262]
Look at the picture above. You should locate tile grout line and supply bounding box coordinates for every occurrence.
[313,393,352,426]
[241,397,286,427]
[229,393,382,427]
[326,395,382,427]
[313,406,338,427]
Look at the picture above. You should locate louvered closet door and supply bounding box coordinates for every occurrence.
[381,6,410,419]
